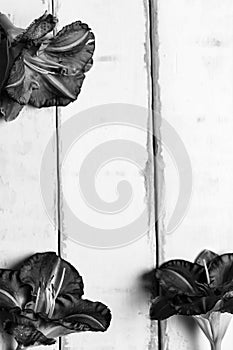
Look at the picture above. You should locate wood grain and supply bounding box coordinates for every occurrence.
[158,0,233,349]
[0,1,58,349]
[54,0,156,349]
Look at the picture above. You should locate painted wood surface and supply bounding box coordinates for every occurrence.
[55,0,156,349]
[2,0,232,350]
[0,1,58,349]
[158,0,233,349]
[0,0,157,349]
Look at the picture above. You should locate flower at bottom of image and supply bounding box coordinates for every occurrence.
[0,252,111,349]
[149,249,233,350]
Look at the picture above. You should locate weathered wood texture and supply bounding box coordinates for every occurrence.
[55,0,156,349]
[4,0,232,349]
[0,1,58,349]
[158,0,233,349]
[0,0,156,349]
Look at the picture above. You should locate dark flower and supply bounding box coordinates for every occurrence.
[0,252,111,349]
[149,250,233,350]
[0,12,95,121]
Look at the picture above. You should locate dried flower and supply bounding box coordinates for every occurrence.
[149,250,233,350]
[0,252,111,349]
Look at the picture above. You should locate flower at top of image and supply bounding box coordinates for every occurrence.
[0,11,95,121]
[0,252,111,349]
[149,249,233,350]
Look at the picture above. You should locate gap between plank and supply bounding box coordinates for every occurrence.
[148,0,163,349]
[51,1,161,349]
[51,1,63,350]
[51,0,62,259]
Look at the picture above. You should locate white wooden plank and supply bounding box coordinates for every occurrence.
[0,1,58,349]
[55,0,156,349]
[158,1,233,349]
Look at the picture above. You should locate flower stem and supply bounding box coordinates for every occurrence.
[0,13,23,41]
[211,340,221,350]
[0,13,15,32]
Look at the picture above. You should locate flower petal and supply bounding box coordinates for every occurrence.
[0,30,10,93]
[61,299,111,331]
[194,250,219,266]
[220,291,233,313]
[12,300,112,341]
[9,299,111,342]
[42,299,112,338]
[4,316,56,348]
[28,20,95,108]
[150,296,176,320]
[0,269,30,310]
[0,91,24,121]
[45,20,93,54]
[0,14,25,95]
[172,295,220,316]
[5,56,28,104]
[0,15,95,121]
[19,252,84,317]
[20,252,83,296]
[208,254,233,290]
[14,12,57,43]
[156,259,204,294]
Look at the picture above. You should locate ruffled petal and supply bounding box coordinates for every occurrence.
[172,294,220,316]
[3,299,111,346]
[38,299,112,338]
[0,30,10,93]
[0,252,112,346]
[20,252,83,297]
[28,20,95,108]
[150,296,176,320]
[0,269,30,310]
[5,56,28,104]
[0,14,24,93]
[57,299,111,331]
[0,13,95,121]
[3,314,56,348]
[208,254,233,290]
[156,259,204,295]
[220,291,233,313]
[195,250,219,266]
[19,252,84,318]
[0,91,24,121]
[14,12,57,44]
